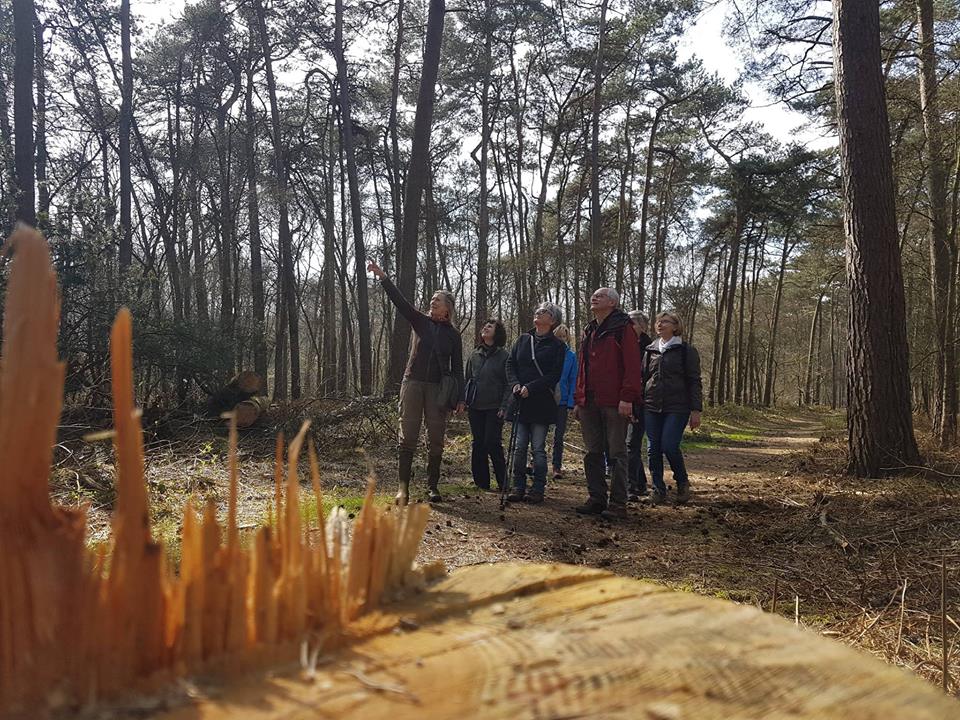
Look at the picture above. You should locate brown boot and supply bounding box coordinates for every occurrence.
[427,453,443,502]
[396,449,414,506]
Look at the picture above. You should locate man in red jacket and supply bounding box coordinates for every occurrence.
[573,287,643,519]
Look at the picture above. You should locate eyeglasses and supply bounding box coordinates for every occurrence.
[534,310,551,317]
[658,319,676,325]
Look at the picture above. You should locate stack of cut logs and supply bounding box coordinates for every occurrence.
[209,370,270,427]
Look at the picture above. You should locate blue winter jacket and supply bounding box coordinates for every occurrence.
[558,347,577,409]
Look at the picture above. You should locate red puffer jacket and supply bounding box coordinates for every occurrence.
[574,310,643,408]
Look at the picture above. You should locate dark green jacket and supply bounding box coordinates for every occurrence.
[464,345,511,412]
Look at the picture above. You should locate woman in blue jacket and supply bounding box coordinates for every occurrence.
[552,324,578,479]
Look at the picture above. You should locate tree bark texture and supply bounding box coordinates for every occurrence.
[119,0,133,271]
[833,0,920,475]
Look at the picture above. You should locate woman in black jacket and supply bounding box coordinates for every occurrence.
[461,319,511,491]
[643,311,703,506]
[505,302,566,504]
[367,261,463,504]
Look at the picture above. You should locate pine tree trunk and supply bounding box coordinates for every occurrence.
[254,0,300,398]
[473,9,492,345]
[335,0,373,394]
[118,0,133,271]
[244,54,268,393]
[833,0,920,475]
[12,0,34,226]
[763,231,794,407]
[916,0,957,446]
[385,0,446,394]
[587,0,608,291]
[33,21,47,227]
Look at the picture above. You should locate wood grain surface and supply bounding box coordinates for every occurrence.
[156,562,959,719]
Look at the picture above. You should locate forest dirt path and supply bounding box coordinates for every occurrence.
[417,414,826,590]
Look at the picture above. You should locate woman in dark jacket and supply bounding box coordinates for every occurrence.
[367,261,463,504]
[643,311,703,506]
[505,302,566,504]
[461,319,511,491]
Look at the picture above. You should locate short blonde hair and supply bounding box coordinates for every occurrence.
[554,324,570,345]
[655,311,684,337]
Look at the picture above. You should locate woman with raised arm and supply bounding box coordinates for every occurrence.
[368,261,463,504]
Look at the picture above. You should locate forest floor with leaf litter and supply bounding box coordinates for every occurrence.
[50,402,960,693]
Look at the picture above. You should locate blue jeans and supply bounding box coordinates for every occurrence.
[552,407,570,470]
[645,410,690,495]
[513,422,549,495]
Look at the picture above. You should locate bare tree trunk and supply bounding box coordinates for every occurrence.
[472,7,492,345]
[385,0,446,394]
[12,0,35,226]
[587,0,608,290]
[763,230,794,407]
[334,0,373,394]
[804,292,825,405]
[33,20,48,226]
[637,106,664,311]
[244,51,268,392]
[254,0,300,398]
[917,0,957,446]
[833,0,920,475]
[118,0,132,271]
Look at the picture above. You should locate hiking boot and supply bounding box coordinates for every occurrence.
[526,492,544,504]
[601,505,627,520]
[676,481,691,505]
[575,499,606,515]
[649,489,667,506]
[396,449,414,506]
[552,467,563,480]
[506,491,526,503]
[628,493,641,504]
[427,453,443,503]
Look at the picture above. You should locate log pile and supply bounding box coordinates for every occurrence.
[0,229,433,717]
[208,371,269,427]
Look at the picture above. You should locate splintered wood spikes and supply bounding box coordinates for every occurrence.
[0,228,433,715]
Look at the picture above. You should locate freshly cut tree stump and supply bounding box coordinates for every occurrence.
[155,562,958,720]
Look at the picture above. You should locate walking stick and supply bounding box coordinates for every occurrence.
[502,393,522,511]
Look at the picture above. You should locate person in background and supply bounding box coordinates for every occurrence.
[505,303,566,504]
[573,288,642,520]
[367,261,463,504]
[626,310,652,501]
[552,324,578,480]
[643,311,703,505]
[461,319,511,492]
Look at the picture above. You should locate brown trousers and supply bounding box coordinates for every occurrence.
[398,380,449,455]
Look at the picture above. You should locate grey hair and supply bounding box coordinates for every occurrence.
[628,310,649,325]
[597,287,620,306]
[534,301,563,328]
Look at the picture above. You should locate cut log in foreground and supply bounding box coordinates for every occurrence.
[207,370,263,416]
[0,227,956,719]
[155,562,959,720]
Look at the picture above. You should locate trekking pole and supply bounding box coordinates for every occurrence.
[502,393,522,511]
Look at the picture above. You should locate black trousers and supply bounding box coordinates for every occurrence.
[468,407,507,489]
